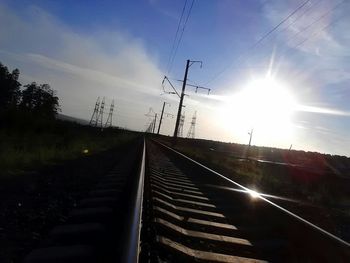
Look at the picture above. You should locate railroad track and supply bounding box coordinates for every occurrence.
[140,140,350,262]
[24,139,144,263]
[23,138,350,262]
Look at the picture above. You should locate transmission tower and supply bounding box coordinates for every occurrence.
[178,113,185,137]
[105,100,115,128]
[96,97,105,128]
[145,108,157,134]
[89,97,100,126]
[146,118,156,133]
[187,111,197,139]
[146,120,152,133]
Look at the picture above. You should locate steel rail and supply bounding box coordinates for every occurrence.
[123,138,146,263]
[155,140,350,248]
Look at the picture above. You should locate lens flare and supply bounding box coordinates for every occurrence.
[219,76,298,146]
[247,189,260,199]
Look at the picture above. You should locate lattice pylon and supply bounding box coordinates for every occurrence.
[187,111,197,139]
[89,97,100,127]
[96,97,105,128]
[178,114,185,137]
[105,100,114,128]
[146,118,155,133]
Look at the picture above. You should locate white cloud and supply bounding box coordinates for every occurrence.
[296,104,350,116]
[0,3,168,131]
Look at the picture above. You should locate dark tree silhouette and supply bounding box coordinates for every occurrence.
[21,82,60,118]
[0,62,21,111]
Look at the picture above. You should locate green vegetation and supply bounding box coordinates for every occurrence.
[158,136,350,239]
[0,118,137,176]
[160,137,350,207]
[0,62,59,117]
[0,61,138,176]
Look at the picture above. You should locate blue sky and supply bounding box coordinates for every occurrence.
[1,0,350,156]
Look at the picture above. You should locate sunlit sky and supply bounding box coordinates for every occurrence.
[1,0,350,156]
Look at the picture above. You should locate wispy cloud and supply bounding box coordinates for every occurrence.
[296,104,350,116]
[261,0,350,87]
[148,0,179,20]
[262,0,347,53]
[0,3,166,131]
[24,53,161,96]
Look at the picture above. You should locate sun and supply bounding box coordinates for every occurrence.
[220,76,297,146]
[238,77,296,126]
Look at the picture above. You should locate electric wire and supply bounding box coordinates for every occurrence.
[166,0,188,74]
[204,0,311,85]
[291,7,346,51]
[251,0,311,50]
[167,0,195,74]
[248,0,345,68]
[246,0,322,57]
[284,0,344,47]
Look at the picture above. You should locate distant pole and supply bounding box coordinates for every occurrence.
[289,144,293,151]
[174,59,190,139]
[153,113,157,133]
[157,102,166,134]
[248,128,254,147]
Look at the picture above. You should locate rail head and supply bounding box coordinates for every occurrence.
[153,139,350,249]
[123,137,146,263]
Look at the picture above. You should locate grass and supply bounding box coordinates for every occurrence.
[0,117,139,176]
[155,136,350,241]
[158,136,350,207]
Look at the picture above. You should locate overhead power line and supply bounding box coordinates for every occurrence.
[245,0,322,57]
[251,0,311,49]
[244,0,345,69]
[167,0,195,74]
[285,0,345,47]
[204,0,311,85]
[291,7,346,51]
[255,0,346,63]
[166,0,188,73]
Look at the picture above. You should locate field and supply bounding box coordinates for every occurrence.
[157,135,350,242]
[0,112,138,177]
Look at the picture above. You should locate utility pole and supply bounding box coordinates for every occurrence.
[153,113,157,133]
[248,128,254,147]
[174,59,190,138]
[173,60,203,139]
[157,102,167,134]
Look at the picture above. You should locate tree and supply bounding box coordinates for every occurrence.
[20,82,60,119]
[0,62,21,111]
